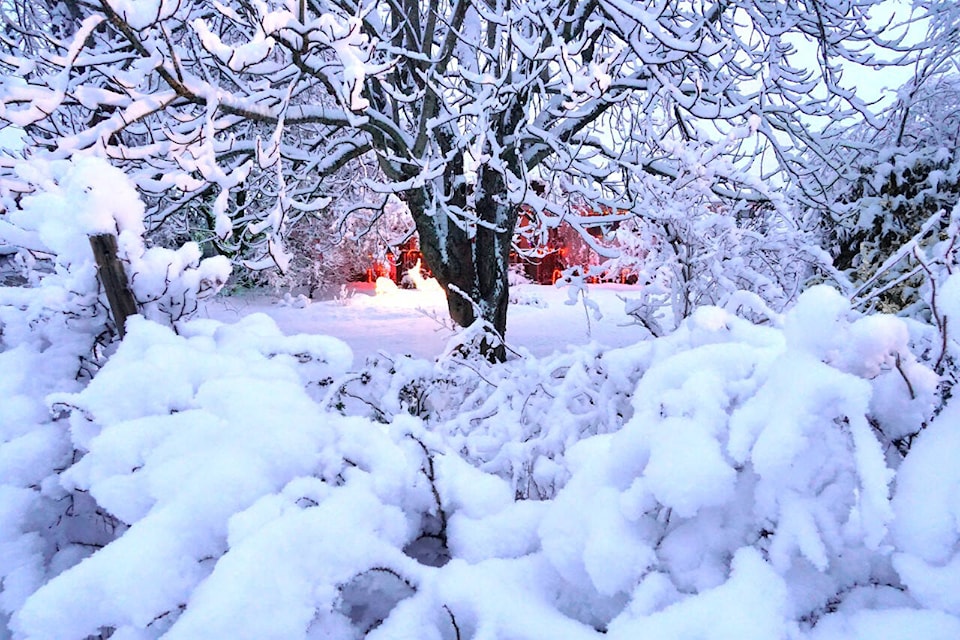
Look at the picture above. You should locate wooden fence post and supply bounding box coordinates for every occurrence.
[89,233,138,338]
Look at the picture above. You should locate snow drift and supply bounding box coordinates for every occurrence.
[2,284,956,639]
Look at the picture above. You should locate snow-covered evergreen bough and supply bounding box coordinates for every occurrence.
[3,159,960,639]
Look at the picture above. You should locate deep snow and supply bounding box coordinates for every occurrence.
[4,280,958,639]
[3,157,960,640]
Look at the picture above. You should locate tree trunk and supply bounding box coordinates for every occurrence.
[407,165,517,362]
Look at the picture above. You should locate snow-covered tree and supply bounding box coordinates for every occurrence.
[269,193,415,296]
[0,0,914,358]
[817,55,960,314]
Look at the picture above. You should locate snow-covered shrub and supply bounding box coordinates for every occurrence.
[612,204,821,336]
[261,216,366,298]
[533,288,935,631]
[831,146,960,314]
[576,132,825,334]
[509,286,546,307]
[3,284,952,639]
[8,315,366,640]
[0,157,230,360]
[891,396,960,618]
[507,262,533,286]
[0,342,104,637]
[332,285,936,494]
[849,201,960,404]
[262,195,415,298]
[0,156,230,636]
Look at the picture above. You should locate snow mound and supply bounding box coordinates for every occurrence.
[2,286,956,638]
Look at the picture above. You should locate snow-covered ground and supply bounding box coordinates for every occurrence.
[4,158,960,639]
[200,281,650,362]
[6,278,960,639]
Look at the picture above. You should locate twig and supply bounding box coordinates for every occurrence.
[448,357,497,387]
[443,605,461,640]
[850,210,942,303]
[416,306,457,332]
[913,245,950,375]
[936,315,949,374]
[407,434,448,551]
[895,353,916,400]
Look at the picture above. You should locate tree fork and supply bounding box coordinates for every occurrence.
[407,167,517,362]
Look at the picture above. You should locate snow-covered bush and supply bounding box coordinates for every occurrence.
[0,156,230,637]
[3,283,954,639]
[843,200,960,403]
[573,131,827,335]
[6,315,358,640]
[609,202,822,337]
[892,395,960,618]
[261,195,415,298]
[0,156,230,365]
[831,145,960,314]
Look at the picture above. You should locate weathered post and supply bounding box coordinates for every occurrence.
[89,233,138,338]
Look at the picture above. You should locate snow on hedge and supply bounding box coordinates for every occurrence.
[3,274,959,638]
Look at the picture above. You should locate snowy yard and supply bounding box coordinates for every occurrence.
[5,268,960,638]
[200,281,650,361]
[2,0,960,635]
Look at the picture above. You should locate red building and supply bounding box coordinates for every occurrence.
[366,206,636,286]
